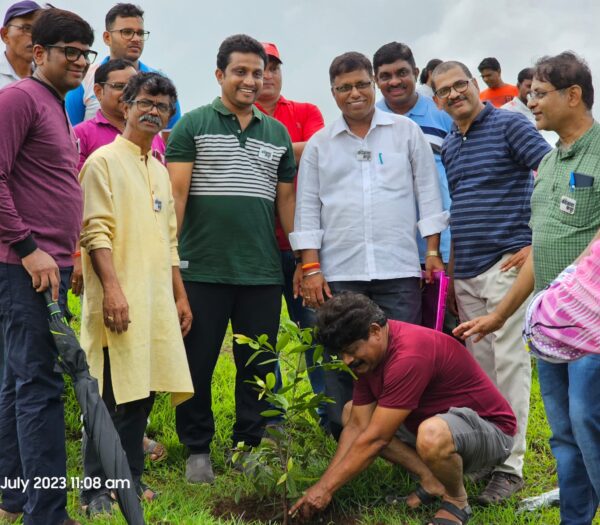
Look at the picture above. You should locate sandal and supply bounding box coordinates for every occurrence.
[143,436,168,462]
[386,484,440,507]
[426,500,472,525]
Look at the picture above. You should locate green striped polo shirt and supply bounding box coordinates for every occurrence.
[166,97,295,284]
[530,122,600,292]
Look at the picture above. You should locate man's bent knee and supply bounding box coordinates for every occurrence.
[416,417,454,461]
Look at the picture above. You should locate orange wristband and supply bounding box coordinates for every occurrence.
[72,251,81,258]
[302,262,321,271]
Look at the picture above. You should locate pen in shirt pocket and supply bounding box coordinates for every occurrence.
[378,153,383,165]
[569,172,575,192]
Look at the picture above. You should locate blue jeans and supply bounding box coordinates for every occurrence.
[278,251,326,423]
[0,264,71,525]
[538,356,600,525]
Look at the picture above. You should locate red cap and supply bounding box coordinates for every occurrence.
[262,42,282,64]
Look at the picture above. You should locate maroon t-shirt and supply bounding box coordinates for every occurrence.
[353,320,517,436]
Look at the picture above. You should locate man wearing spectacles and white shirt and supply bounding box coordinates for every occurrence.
[290,51,448,440]
[0,1,41,88]
[65,3,181,136]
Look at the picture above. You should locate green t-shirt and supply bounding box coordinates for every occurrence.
[530,122,600,292]
[166,98,296,285]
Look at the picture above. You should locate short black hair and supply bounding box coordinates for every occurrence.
[32,8,94,47]
[516,67,534,85]
[478,57,501,72]
[216,34,266,71]
[419,58,442,85]
[372,42,416,75]
[122,71,177,116]
[105,3,144,30]
[534,51,594,110]
[329,52,373,84]
[94,58,135,84]
[430,60,473,92]
[315,293,387,354]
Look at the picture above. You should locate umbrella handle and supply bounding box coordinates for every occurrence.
[43,290,62,317]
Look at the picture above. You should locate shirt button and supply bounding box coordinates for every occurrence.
[232,117,235,120]
[237,130,241,134]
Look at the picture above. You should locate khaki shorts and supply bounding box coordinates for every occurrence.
[395,407,514,474]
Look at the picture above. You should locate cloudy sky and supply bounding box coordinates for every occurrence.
[3,0,599,122]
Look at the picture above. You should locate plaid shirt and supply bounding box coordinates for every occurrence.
[530,122,600,292]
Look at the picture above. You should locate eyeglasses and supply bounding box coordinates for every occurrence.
[527,87,567,101]
[377,68,414,83]
[434,79,472,99]
[7,23,33,34]
[100,81,127,91]
[45,45,98,64]
[131,98,172,115]
[333,80,373,94]
[108,28,150,41]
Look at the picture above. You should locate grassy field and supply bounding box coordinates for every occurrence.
[56,294,574,524]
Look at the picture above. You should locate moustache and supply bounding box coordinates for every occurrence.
[139,114,163,126]
[448,95,468,106]
[348,360,363,371]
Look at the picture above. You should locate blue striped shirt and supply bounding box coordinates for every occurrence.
[442,103,551,278]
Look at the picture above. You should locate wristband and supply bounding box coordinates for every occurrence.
[303,270,322,278]
[302,262,321,271]
[425,251,441,258]
[72,251,81,258]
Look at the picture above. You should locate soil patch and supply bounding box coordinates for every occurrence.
[212,496,365,524]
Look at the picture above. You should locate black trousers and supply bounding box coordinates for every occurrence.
[82,348,155,504]
[176,282,281,454]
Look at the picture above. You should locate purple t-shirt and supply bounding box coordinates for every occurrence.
[353,320,517,436]
[74,110,166,171]
[0,78,82,268]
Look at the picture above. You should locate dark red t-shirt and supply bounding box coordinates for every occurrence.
[255,96,324,250]
[353,320,517,436]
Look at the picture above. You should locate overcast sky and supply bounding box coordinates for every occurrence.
[3,0,599,122]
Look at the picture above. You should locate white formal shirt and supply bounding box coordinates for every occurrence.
[290,108,448,282]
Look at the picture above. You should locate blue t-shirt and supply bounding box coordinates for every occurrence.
[441,103,551,279]
[65,56,182,130]
[377,95,452,263]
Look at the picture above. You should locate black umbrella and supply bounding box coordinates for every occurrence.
[44,290,145,525]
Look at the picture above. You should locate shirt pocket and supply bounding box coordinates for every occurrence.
[551,179,600,228]
[374,152,411,194]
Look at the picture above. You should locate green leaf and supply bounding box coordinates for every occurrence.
[276,332,291,352]
[233,334,253,345]
[265,372,276,390]
[277,472,287,485]
[287,457,294,472]
[260,409,282,418]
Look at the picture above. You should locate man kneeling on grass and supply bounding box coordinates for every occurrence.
[290,293,516,525]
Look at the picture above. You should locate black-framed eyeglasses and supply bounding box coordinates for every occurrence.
[100,81,128,91]
[527,87,567,101]
[131,98,172,115]
[435,79,472,99]
[108,28,150,41]
[333,80,373,94]
[45,45,98,64]
[7,23,33,34]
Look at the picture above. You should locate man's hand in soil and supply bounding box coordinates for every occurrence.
[289,483,332,520]
[22,248,61,301]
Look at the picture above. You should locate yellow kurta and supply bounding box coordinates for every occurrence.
[79,135,193,406]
